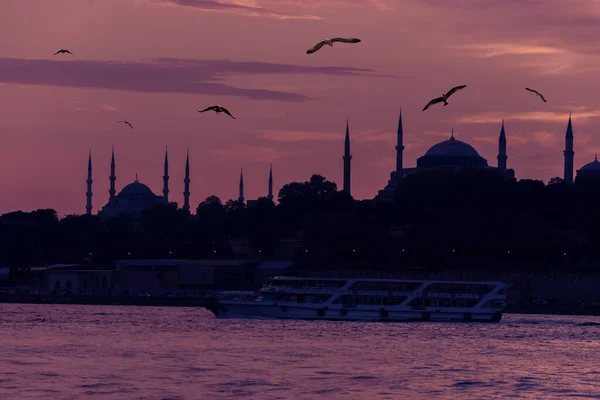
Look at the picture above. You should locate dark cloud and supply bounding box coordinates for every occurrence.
[412,0,600,56]
[161,0,320,19]
[0,58,380,101]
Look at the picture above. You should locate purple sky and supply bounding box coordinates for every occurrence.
[1,0,600,215]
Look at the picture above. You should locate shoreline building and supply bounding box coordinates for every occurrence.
[376,110,516,201]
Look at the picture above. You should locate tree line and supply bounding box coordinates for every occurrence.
[2,169,600,277]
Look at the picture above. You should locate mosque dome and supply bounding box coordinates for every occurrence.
[119,179,154,196]
[578,156,600,172]
[424,136,481,158]
[417,133,488,169]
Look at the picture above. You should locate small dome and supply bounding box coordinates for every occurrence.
[119,180,154,196]
[424,136,481,158]
[578,156,600,172]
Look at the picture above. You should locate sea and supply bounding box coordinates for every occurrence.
[0,304,599,400]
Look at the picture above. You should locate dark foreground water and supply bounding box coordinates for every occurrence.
[1,305,599,400]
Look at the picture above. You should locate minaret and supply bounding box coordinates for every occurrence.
[267,164,273,201]
[109,147,116,200]
[239,168,244,203]
[183,150,190,212]
[163,147,169,203]
[343,119,352,194]
[395,108,404,175]
[564,113,574,184]
[497,120,507,171]
[86,151,93,216]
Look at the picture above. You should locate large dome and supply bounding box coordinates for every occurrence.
[119,180,154,196]
[578,157,600,172]
[424,136,481,158]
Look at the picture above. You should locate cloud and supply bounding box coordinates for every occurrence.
[529,131,560,148]
[453,111,600,124]
[368,156,395,169]
[159,0,321,19]
[471,136,497,144]
[259,128,395,143]
[212,145,300,161]
[423,129,453,138]
[0,58,379,101]
[410,0,600,72]
[452,43,565,58]
[260,130,340,142]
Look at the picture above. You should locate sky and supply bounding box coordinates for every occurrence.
[2,0,600,216]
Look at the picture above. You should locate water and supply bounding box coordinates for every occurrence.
[1,305,599,399]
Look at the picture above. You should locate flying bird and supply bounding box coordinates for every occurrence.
[54,49,73,55]
[118,120,133,129]
[422,85,468,111]
[525,87,547,103]
[198,105,236,119]
[306,37,361,54]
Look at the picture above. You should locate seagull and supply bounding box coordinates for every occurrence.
[54,49,73,55]
[525,88,547,103]
[306,37,361,54]
[422,85,468,111]
[118,120,133,129]
[198,105,236,119]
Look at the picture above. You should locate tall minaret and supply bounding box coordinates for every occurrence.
[564,113,574,184]
[267,164,273,201]
[343,120,352,194]
[86,151,93,216]
[395,108,404,175]
[109,146,116,200]
[497,120,507,171]
[183,150,190,212]
[163,147,169,203]
[239,168,244,203]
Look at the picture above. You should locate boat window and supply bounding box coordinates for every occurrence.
[349,281,422,291]
[481,299,504,308]
[425,299,437,307]
[410,298,424,307]
[454,299,466,307]
[271,279,305,287]
[425,283,495,295]
[307,280,317,287]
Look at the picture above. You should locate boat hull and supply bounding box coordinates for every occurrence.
[211,302,503,323]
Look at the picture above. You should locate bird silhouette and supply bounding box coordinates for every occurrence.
[198,105,236,119]
[306,37,361,54]
[525,88,547,103]
[422,85,468,111]
[54,49,73,55]
[117,120,133,129]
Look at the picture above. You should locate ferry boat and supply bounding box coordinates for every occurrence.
[207,276,507,322]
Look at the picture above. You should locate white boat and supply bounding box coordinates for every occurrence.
[207,276,507,322]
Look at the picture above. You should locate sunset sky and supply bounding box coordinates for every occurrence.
[2,0,600,216]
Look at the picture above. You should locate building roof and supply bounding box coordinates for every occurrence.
[119,180,155,196]
[578,156,600,172]
[423,136,481,158]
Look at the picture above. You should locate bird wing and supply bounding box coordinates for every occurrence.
[127,122,133,128]
[331,38,361,44]
[54,50,62,55]
[445,85,467,98]
[422,97,444,111]
[538,93,547,102]
[306,41,327,54]
[221,108,236,119]
[198,106,217,113]
[65,50,72,54]
[525,87,539,95]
